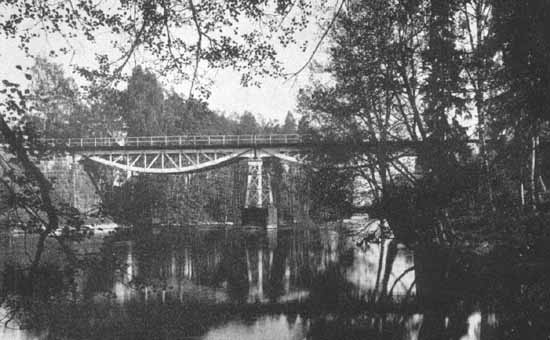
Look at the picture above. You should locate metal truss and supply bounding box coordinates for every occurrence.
[78,148,307,174]
[86,150,246,174]
[244,159,277,209]
[36,133,317,174]
[245,159,263,208]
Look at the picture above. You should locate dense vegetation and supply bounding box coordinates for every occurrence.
[298,0,550,250]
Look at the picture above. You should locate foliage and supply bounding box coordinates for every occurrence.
[0,67,89,271]
[491,0,550,126]
[123,66,165,136]
[298,0,550,244]
[282,112,297,133]
[0,0,313,93]
[308,167,353,221]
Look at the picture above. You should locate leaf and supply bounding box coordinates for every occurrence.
[2,79,19,87]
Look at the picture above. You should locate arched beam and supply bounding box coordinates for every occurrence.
[87,150,250,174]
[262,150,307,165]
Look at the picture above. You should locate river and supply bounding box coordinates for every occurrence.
[0,224,546,339]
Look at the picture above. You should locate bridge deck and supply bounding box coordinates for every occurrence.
[36,134,487,157]
[41,134,310,151]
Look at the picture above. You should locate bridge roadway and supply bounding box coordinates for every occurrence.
[41,134,310,150]
[38,133,434,174]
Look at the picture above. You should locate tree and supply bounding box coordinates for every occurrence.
[298,0,430,202]
[124,66,165,136]
[282,111,297,133]
[491,0,550,209]
[298,0,514,241]
[236,111,260,134]
[26,58,87,138]
[0,77,83,270]
[455,0,497,209]
[1,0,312,94]
[422,1,467,142]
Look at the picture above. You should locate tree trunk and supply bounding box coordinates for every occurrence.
[0,116,59,267]
[379,239,398,302]
[477,93,495,211]
[529,132,537,210]
[373,240,385,298]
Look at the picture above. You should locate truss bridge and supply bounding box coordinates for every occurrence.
[41,134,310,174]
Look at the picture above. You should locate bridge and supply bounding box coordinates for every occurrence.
[41,134,316,227]
[41,134,311,174]
[39,133,427,227]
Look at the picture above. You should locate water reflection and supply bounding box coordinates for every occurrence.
[81,228,415,305]
[0,225,548,339]
[203,315,307,340]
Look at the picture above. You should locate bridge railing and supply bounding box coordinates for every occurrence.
[40,134,310,148]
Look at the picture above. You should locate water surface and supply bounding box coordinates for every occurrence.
[0,225,546,339]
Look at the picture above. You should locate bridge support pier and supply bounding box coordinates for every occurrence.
[242,159,277,228]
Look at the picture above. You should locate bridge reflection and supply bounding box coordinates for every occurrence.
[79,228,415,305]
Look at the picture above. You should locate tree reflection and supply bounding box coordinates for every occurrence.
[215,237,249,303]
[1,228,550,339]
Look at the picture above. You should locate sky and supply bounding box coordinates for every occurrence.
[0,2,335,124]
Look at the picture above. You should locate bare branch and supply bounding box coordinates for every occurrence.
[188,0,202,98]
[162,0,186,76]
[388,266,415,297]
[286,0,345,78]
[113,21,147,76]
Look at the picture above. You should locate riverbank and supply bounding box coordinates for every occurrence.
[448,210,550,256]
[339,209,550,274]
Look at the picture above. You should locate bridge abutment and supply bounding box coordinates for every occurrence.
[40,155,101,214]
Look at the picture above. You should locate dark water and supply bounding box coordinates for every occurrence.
[0,225,548,339]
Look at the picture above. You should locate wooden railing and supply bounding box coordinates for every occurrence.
[39,134,310,148]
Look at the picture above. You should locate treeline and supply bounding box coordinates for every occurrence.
[24,58,310,226]
[298,0,550,246]
[29,59,298,138]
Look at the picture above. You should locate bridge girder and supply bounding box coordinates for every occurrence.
[80,147,307,174]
